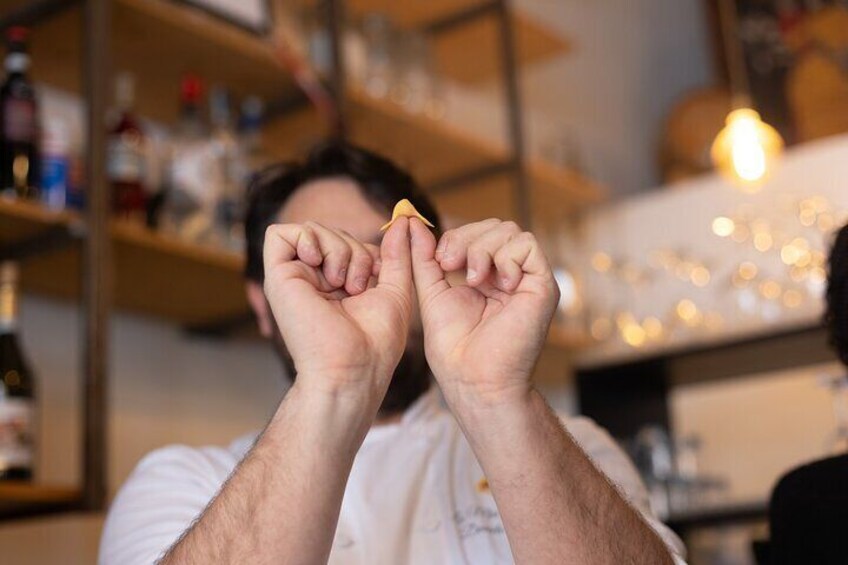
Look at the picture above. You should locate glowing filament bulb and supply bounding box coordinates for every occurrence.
[711,108,784,190]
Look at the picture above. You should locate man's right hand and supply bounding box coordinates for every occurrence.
[263,217,413,401]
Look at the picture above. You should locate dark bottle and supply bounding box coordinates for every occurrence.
[0,27,39,198]
[0,261,35,481]
[177,74,206,141]
[108,71,147,222]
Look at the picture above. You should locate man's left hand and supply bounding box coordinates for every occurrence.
[409,218,560,409]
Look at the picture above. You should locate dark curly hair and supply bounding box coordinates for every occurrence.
[244,140,442,283]
[826,222,848,367]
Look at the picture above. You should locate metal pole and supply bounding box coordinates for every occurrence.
[494,0,530,229]
[82,0,110,511]
[325,0,346,138]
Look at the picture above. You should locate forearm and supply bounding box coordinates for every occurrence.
[450,388,674,565]
[160,379,379,565]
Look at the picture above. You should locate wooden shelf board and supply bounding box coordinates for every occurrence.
[1,199,249,327]
[334,0,489,28]
[7,0,295,125]
[263,88,604,214]
[666,500,768,531]
[0,482,81,520]
[432,10,569,84]
[295,0,570,83]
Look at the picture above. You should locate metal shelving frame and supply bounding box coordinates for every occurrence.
[323,0,533,229]
[0,0,532,521]
[0,0,109,520]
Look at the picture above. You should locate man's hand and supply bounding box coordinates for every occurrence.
[409,218,559,407]
[263,217,414,400]
[409,218,678,564]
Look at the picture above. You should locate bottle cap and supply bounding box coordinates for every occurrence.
[6,26,28,45]
[180,74,204,104]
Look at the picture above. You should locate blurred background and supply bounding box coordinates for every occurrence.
[1,0,847,563]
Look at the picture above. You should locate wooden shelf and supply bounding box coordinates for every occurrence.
[666,500,768,532]
[1,198,249,327]
[264,88,605,224]
[0,482,81,520]
[296,0,570,84]
[432,10,569,84]
[1,0,295,125]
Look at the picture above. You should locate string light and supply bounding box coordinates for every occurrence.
[712,216,735,237]
[591,252,613,273]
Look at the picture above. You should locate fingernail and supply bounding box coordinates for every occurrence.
[354,276,367,290]
[467,269,478,282]
[338,267,347,282]
[436,239,447,254]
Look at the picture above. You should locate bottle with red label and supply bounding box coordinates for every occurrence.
[107,71,147,222]
[0,261,35,481]
[0,26,40,199]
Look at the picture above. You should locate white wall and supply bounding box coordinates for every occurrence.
[520,0,715,195]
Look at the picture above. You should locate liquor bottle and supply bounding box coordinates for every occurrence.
[161,74,212,239]
[40,118,70,211]
[0,27,39,199]
[238,96,266,181]
[209,86,244,250]
[107,72,147,222]
[0,261,35,481]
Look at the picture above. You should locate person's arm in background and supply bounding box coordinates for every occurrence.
[409,218,682,565]
[156,219,415,565]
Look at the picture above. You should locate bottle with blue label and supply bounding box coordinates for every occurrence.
[40,118,69,211]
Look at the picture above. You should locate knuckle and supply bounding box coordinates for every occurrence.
[351,252,372,272]
[517,231,536,245]
[501,220,520,233]
[467,242,485,258]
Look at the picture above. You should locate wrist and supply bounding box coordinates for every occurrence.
[440,377,535,419]
[271,376,384,448]
[450,385,547,445]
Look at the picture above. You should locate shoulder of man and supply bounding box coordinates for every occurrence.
[98,438,252,565]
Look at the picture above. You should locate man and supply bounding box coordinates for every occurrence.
[765,221,848,564]
[100,142,686,564]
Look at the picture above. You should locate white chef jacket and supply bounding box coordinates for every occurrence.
[99,388,687,564]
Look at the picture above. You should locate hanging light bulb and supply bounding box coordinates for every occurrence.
[711,108,784,190]
[711,0,784,190]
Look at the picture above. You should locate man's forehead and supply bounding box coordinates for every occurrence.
[278,177,387,243]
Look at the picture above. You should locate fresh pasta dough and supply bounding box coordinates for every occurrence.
[380,199,435,232]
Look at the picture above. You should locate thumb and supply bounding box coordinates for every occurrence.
[378,216,414,300]
[409,217,449,306]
